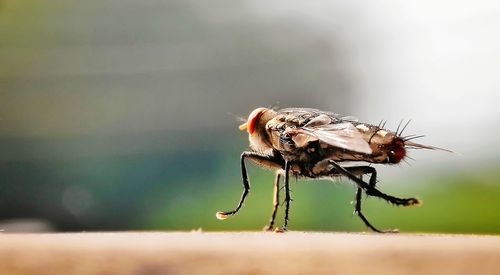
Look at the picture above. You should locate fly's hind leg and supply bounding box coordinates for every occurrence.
[216,151,283,221]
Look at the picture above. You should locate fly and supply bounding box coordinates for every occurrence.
[216,107,451,232]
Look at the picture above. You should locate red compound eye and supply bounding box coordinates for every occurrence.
[388,140,406,164]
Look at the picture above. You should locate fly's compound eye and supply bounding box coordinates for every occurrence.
[388,141,406,164]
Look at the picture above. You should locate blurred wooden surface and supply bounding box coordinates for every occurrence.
[0,232,499,275]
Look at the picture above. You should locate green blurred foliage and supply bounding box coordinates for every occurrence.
[143,156,500,234]
[2,145,499,234]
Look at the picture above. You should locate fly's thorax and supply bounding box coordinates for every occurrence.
[354,123,406,164]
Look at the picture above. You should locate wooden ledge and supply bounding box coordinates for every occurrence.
[0,232,499,274]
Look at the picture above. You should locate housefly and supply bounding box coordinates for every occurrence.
[216,107,450,232]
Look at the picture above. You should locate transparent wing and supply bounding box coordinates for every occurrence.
[291,122,372,154]
[279,108,358,123]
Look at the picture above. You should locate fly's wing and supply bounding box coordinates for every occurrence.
[279,108,358,123]
[289,122,373,154]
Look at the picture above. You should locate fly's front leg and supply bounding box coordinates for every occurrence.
[347,167,398,233]
[346,166,391,232]
[327,163,419,233]
[263,171,281,231]
[325,165,390,232]
[328,161,421,207]
[216,151,282,221]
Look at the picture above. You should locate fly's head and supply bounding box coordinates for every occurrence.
[382,135,451,164]
[366,130,407,164]
[360,124,451,164]
[387,137,406,164]
[239,107,277,154]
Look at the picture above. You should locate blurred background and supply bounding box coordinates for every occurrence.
[0,0,499,234]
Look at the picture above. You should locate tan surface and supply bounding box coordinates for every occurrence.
[0,232,499,275]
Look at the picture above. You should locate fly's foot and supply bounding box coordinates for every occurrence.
[403,198,422,207]
[273,227,287,233]
[215,211,230,220]
[380,228,399,233]
[263,225,274,232]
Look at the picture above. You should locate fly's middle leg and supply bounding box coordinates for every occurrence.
[282,160,292,231]
[264,171,281,231]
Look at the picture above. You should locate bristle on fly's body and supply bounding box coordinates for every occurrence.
[404,141,453,153]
